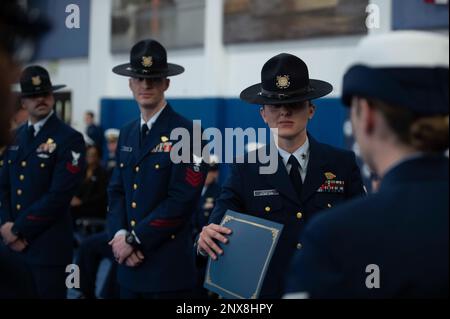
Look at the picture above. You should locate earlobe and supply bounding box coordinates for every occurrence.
[362,102,376,135]
[260,109,267,124]
[309,105,316,120]
[165,78,171,91]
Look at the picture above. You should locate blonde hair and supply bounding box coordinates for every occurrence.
[368,99,449,153]
[410,115,449,153]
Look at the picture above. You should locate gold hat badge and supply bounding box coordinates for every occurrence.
[161,136,169,143]
[141,56,153,68]
[31,76,42,86]
[276,75,290,89]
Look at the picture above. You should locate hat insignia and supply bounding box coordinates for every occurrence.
[31,76,42,86]
[276,75,290,89]
[141,56,153,68]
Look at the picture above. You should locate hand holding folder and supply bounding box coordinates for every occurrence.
[197,223,233,260]
[203,210,283,299]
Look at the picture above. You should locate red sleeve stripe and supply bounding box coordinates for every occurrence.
[26,215,53,221]
[149,218,184,227]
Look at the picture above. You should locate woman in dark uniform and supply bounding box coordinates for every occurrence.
[286,31,449,298]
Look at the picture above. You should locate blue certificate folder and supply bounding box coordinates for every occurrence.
[203,210,283,299]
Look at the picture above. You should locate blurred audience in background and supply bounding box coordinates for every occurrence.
[104,128,119,179]
[71,145,108,241]
[84,111,105,153]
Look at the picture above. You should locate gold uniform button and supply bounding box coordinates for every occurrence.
[296,212,303,219]
[135,166,140,173]
[17,189,23,196]
[40,163,46,168]
[19,175,25,181]
[170,234,176,240]
[130,220,136,227]
[327,203,332,208]
[0,160,4,167]
[133,184,138,190]
[120,163,124,168]
[204,212,210,217]
[264,206,271,212]
[16,204,21,211]
[131,202,137,209]
[154,164,160,170]
[8,160,12,164]
[296,243,303,250]
[21,161,26,167]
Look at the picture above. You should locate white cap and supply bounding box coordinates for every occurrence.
[352,31,449,68]
[104,128,120,141]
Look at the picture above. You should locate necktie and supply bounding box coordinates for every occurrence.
[140,124,149,147]
[27,125,35,140]
[288,155,303,198]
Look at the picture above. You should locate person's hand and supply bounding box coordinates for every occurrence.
[9,239,28,252]
[70,196,82,207]
[125,250,145,267]
[0,222,18,245]
[108,235,133,264]
[198,223,232,260]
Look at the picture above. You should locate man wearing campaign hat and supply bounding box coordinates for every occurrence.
[107,39,207,298]
[285,31,449,298]
[0,65,86,298]
[197,53,365,298]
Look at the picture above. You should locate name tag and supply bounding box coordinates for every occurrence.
[121,146,133,152]
[253,189,279,197]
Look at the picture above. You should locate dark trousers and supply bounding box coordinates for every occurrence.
[75,231,118,298]
[120,287,194,299]
[0,244,36,298]
[29,264,67,299]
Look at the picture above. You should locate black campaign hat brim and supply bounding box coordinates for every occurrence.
[240,79,333,105]
[112,63,185,78]
[20,84,66,97]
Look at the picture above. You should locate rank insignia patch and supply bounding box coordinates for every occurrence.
[185,167,203,187]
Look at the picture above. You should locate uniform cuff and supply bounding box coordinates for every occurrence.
[114,229,128,238]
[131,230,141,244]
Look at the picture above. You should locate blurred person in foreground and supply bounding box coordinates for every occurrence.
[285,31,449,298]
[0,0,50,298]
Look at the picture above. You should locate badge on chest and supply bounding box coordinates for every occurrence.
[36,138,57,158]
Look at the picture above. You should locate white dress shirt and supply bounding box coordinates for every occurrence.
[27,110,54,136]
[140,103,166,131]
[278,137,310,182]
